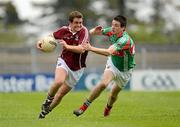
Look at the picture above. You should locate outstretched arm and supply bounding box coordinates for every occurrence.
[83,43,116,56]
[90,46,110,56]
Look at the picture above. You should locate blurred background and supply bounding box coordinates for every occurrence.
[0,0,180,92]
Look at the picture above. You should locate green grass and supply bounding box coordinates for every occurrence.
[0,91,179,127]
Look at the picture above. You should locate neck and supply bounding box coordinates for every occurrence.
[116,31,124,37]
[69,26,76,33]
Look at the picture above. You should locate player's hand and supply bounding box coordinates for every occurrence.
[36,40,44,51]
[82,42,92,51]
[59,39,68,49]
[89,26,103,35]
[95,26,103,31]
[108,45,116,55]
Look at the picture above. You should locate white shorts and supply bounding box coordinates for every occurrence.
[56,58,84,88]
[105,57,133,88]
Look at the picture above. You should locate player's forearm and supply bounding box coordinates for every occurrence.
[66,45,85,54]
[89,28,96,35]
[90,46,111,56]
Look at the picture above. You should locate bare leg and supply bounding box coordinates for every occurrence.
[88,70,114,102]
[49,83,72,110]
[107,84,121,106]
[48,67,68,96]
[104,84,121,117]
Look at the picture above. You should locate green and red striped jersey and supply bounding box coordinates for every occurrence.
[102,27,136,72]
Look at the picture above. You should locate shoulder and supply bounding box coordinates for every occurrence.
[81,26,88,32]
[117,31,130,43]
[55,26,68,32]
[123,31,135,44]
[53,26,68,39]
[79,26,89,36]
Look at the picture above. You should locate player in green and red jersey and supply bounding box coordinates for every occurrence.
[73,15,136,117]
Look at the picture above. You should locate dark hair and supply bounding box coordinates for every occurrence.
[69,11,83,22]
[113,15,127,27]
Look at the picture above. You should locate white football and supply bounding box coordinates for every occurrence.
[41,36,57,52]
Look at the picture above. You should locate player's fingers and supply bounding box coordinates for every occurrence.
[108,45,116,55]
[36,41,42,49]
[59,40,66,46]
[96,25,103,30]
[82,43,91,51]
[81,43,86,48]
[36,41,46,52]
[59,39,66,43]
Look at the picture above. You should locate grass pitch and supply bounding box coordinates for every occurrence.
[0,91,179,127]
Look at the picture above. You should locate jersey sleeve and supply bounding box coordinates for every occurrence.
[79,26,89,44]
[102,27,113,36]
[53,26,66,39]
[113,36,131,51]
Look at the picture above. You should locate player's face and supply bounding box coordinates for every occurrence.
[111,20,125,34]
[70,18,83,33]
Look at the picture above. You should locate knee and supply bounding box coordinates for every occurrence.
[54,80,64,86]
[99,81,108,89]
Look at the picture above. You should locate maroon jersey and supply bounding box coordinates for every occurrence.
[53,26,89,71]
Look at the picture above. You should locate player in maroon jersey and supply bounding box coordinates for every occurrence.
[37,11,89,119]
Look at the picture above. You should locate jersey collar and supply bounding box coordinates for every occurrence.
[117,31,124,38]
[68,25,77,35]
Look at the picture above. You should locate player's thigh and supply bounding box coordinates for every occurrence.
[54,67,68,84]
[101,70,114,86]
